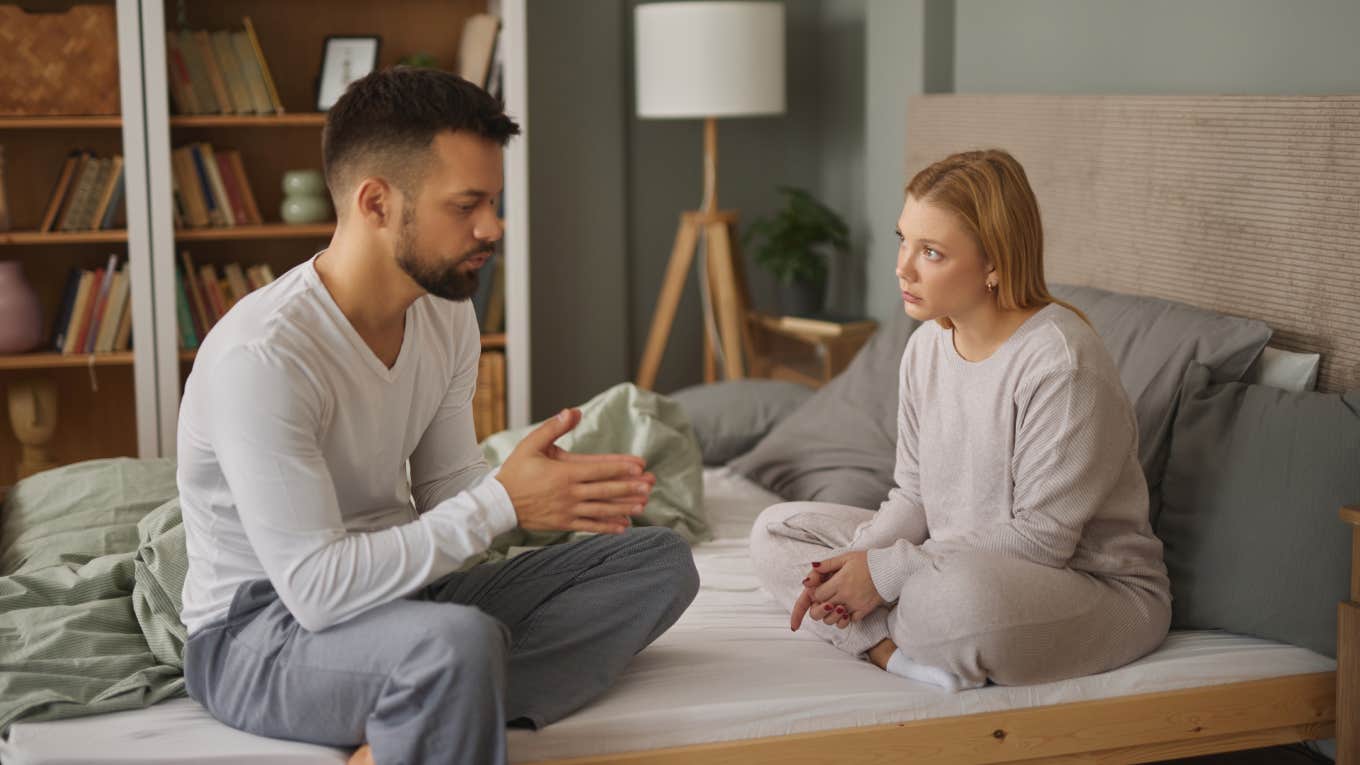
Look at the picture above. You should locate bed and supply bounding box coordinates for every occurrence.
[5,94,1360,764]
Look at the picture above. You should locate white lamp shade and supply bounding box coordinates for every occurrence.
[635,2,786,119]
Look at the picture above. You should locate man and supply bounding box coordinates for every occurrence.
[177,67,699,765]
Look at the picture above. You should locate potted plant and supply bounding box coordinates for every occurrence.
[743,186,849,317]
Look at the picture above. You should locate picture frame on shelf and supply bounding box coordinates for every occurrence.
[315,35,381,111]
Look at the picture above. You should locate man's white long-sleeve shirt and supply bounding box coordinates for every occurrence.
[177,253,517,634]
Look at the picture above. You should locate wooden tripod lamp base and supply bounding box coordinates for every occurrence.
[635,118,756,391]
[636,209,754,391]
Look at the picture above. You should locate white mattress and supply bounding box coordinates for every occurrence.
[3,468,1336,764]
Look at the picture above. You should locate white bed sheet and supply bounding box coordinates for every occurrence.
[3,468,1335,764]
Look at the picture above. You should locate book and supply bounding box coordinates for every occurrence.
[223,150,262,224]
[210,30,254,114]
[54,153,95,232]
[60,271,95,355]
[242,17,284,114]
[171,147,209,227]
[39,152,82,233]
[63,268,100,355]
[177,28,220,114]
[214,151,250,225]
[49,268,81,351]
[83,255,120,353]
[768,313,877,338]
[88,155,124,231]
[222,262,251,303]
[95,269,130,353]
[165,33,202,114]
[194,30,234,115]
[187,144,225,226]
[68,157,113,231]
[198,264,227,320]
[113,294,134,351]
[176,266,199,349]
[98,167,125,230]
[180,251,212,337]
[458,13,500,88]
[196,143,235,226]
[231,31,274,115]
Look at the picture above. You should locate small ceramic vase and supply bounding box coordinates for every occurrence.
[280,169,332,224]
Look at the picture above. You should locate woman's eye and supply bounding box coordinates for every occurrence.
[923,248,942,261]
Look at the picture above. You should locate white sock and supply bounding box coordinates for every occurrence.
[884,649,985,692]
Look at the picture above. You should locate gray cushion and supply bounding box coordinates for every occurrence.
[729,310,920,508]
[670,380,814,465]
[1051,285,1272,523]
[1158,362,1359,657]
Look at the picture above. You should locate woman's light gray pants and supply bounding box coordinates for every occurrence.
[749,502,1169,688]
[184,527,698,765]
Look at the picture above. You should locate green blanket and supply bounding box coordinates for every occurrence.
[0,383,704,734]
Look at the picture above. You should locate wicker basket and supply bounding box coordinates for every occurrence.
[474,351,506,441]
[0,5,121,116]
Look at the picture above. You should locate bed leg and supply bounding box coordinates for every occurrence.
[1338,507,1360,765]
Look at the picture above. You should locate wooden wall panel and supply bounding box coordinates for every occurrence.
[906,95,1360,393]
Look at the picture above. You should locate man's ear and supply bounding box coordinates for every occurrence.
[355,177,393,228]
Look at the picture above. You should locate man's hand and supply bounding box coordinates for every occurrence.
[789,551,885,631]
[496,408,655,535]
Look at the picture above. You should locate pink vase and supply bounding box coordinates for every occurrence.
[0,261,44,353]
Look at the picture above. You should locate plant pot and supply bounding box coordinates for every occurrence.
[0,261,43,353]
[778,279,824,317]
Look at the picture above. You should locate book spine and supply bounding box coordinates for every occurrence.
[224,151,262,224]
[187,145,223,225]
[198,143,236,226]
[242,17,284,114]
[49,268,81,351]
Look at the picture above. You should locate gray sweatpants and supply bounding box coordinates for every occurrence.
[184,527,698,765]
[749,502,1170,687]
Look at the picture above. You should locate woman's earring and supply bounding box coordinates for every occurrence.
[986,281,997,295]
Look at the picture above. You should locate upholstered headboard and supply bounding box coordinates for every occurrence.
[905,95,1360,393]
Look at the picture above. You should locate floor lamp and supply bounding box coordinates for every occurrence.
[633,1,786,391]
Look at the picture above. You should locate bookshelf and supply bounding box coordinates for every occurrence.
[0,0,529,488]
[140,0,531,454]
[0,0,158,487]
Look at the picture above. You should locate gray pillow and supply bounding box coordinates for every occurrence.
[1051,285,1272,524]
[670,379,814,465]
[729,310,920,508]
[1158,362,1359,657]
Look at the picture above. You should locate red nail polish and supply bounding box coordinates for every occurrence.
[811,562,821,568]
[835,606,845,614]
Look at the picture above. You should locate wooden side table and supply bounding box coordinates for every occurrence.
[746,312,878,388]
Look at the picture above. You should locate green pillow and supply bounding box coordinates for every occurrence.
[0,458,179,576]
[480,382,708,554]
[1158,362,1360,657]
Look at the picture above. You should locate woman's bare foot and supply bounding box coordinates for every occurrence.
[867,638,897,670]
[348,744,373,765]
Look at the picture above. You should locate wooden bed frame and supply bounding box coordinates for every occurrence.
[537,95,1360,765]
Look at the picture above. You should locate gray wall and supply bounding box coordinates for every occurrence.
[528,0,869,417]
[954,0,1360,95]
[525,0,631,421]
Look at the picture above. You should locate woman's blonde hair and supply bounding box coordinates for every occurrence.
[904,148,1086,329]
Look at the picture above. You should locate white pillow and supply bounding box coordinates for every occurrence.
[1243,346,1321,392]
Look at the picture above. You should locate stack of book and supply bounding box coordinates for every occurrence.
[165,18,283,115]
[171,142,263,228]
[177,251,276,349]
[49,254,134,354]
[39,152,126,233]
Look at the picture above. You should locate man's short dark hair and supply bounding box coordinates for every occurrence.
[322,67,520,210]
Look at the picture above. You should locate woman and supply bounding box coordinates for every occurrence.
[749,149,1170,690]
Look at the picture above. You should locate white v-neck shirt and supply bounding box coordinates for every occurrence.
[177,253,516,634]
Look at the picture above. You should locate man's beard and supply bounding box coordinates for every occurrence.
[394,207,492,301]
